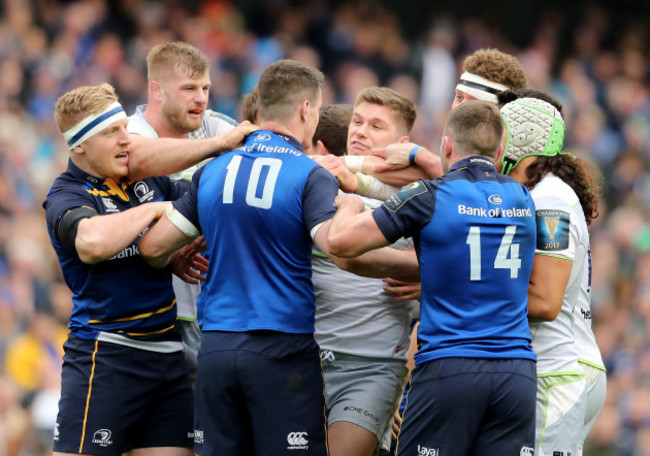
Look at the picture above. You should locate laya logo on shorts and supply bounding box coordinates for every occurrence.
[53,423,60,441]
[92,429,113,447]
[287,431,309,450]
[417,444,439,456]
[520,447,535,455]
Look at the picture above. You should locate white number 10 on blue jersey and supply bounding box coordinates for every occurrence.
[223,156,283,209]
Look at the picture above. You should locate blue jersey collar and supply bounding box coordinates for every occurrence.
[67,159,106,186]
[449,155,496,173]
[266,130,304,152]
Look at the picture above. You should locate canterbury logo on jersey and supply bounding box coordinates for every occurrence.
[287,432,309,449]
[84,178,132,201]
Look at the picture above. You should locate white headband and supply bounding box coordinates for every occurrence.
[63,101,127,149]
[456,72,510,103]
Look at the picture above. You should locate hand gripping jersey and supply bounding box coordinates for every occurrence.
[171,130,339,334]
[43,160,188,350]
[313,194,418,361]
[530,172,604,374]
[373,156,537,365]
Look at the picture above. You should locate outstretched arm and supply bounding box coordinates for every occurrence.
[327,194,392,258]
[128,121,258,180]
[371,142,443,180]
[139,207,198,268]
[313,218,419,281]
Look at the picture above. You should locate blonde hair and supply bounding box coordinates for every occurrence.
[257,59,324,123]
[54,83,118,134]
[355,86,417,135]
[445,100,503,159]
[146,41,209,81]
[462,48,527,90]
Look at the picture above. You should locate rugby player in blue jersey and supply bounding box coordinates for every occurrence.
[44,83,195,456]
[327,100,538,456]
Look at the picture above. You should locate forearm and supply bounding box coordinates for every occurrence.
[361,157,429,186]
[139,211,197,268]
[333,247,419,280]
[327,196,390,257]
[128,135,224,180]
[75,202,168,264]
[407,148,443,179]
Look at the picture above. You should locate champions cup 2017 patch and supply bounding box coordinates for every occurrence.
[536,209,570,251]
[383,180,428,213]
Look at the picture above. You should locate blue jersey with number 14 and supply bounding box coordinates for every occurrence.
[172,130,339,334]
[373,156,537,365]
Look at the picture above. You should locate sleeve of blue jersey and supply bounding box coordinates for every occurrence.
[170,168,202,232]
[44,185,98,237]
[302,166,339,231]
[373,180,434,242]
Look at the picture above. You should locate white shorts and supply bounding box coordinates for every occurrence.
[578,362,607,449]
[321,351,407,451]
[535,372,587,456]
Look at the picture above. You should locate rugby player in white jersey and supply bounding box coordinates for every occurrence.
[312,87,423,456]
[498,91,605,456]
[127,41,247,376]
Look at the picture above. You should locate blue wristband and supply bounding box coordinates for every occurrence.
[409,146,423,165]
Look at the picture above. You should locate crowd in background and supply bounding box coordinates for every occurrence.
[0,0,648,454]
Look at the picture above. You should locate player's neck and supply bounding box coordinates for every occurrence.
[259,120,300,143]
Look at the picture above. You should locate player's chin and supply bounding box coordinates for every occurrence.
[184,117,202,131]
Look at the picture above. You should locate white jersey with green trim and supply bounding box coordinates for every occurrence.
[313,195,418,361]
[530,173,601,374]
[127,105,237,319]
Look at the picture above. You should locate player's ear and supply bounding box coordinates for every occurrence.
[398,135,410,144]
[316,140,328,156]
[71,145,85,156]
[299,100,310,122]
[495,143,505,164]
[443,136,453,160]
[150,80,162,101]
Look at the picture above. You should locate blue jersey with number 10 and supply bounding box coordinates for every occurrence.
[173,130,339,334]
[373,156,537,365]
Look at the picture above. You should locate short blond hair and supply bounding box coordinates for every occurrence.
[355,86,417,135]
[462,48,527,90]
[54,83,118,134]
[257,60,324,123]
[146,41,209,81]
[445,100,503,159]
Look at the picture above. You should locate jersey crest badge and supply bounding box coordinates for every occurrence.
[384,180,428,213]
[536,209,569,251]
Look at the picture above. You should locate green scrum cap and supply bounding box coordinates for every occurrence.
[500,97,565,176]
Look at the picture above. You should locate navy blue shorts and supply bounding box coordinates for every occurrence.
[194,331,327,456]
[396,357,536,456]
[53,334,194,455]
